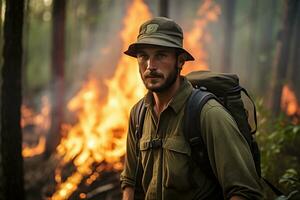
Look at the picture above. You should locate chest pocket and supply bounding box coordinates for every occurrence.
[163,136,192,191]
[163,137,191,155]
[139,138,159,170]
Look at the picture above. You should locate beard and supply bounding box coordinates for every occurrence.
[140,64,179,93]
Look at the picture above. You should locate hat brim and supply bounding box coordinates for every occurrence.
[124,37,195,61]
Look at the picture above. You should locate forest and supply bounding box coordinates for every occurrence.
[0,0,299,199]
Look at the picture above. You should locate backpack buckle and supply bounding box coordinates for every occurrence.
[149,138,162,149]
[189,137,202,146]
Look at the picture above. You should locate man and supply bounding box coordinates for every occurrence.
[120,17,263,200]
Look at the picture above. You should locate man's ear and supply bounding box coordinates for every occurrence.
[177,53,186,69]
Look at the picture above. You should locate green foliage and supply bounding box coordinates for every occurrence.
[255,99,300,198]
[279,169,300,190]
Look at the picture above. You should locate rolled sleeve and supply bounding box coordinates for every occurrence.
[120,174,135,190]
[200,99,264,199]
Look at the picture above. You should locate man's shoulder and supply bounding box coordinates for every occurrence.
[129,97,146,121]
[132,97,146,111]
[202,98,223,110]
[200,98,231,119]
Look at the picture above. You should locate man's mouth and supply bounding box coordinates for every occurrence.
[146,75,160,79]
[145,72,163,79]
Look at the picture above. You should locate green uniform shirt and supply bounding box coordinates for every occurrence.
[120,77,263,200]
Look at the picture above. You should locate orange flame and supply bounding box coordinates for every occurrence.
[182,0,221,74]
[50,0,220,198]
[281,85,300,117]
[50,0,151,199]
[22,96,50,157]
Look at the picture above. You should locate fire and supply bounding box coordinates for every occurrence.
[50,0,151,199]
[47,0,220,199]
[22,96,50,157]
[182,0,221,74]
[281,85,300,117]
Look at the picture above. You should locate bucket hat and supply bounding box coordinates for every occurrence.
[124,17,194,61]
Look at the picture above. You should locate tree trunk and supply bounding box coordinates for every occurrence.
[45,0,66,156]
[289,2,300,101]
[159,0,169,17]
[0,0,25,199]
[269,0,299,116]
[220,0,236,72]
[0,0,2,65]
[86,0,100,58]
[22,0,30,95]
[0,2,3,199]
[245,0,258,90]
[67,0,80,84]
[256,0,277,96]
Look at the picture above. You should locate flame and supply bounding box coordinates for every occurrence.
[22,137,46,158]
[182,0,221,74]
[281,85,300,117]
[50,0,151,199]
[50,0,221,199]
[22,96,50,157]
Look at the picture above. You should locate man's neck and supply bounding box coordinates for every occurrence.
[153,77,182,116]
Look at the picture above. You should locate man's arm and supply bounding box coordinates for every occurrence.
[200,99,264,199]
[120,102,144,199]
[122,187,134,200]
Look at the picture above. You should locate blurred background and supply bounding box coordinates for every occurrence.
[0,0,299,199]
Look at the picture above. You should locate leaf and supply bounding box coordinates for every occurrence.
[292,126,300,134]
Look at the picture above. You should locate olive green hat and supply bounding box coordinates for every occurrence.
[124,17,195,61]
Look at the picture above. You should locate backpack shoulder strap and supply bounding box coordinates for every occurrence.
[184,89,216,146]
[184,89,218,178]
[134,98,147,142]
[132,98,146,198]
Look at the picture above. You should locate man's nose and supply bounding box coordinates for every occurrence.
[146,57,157,70]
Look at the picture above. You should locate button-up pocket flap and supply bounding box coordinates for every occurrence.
[163,137,191,156]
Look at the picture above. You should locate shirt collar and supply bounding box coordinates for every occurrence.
[144,76,193,114]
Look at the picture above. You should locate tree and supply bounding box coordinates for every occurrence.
[245,0,258,90]
[0,0,2,64]
[0,1,3,198]
[22,0,31,95]
[86,0,100,50]
[256,0,277,96]
[45,0,66,156]
[0,0,25,199]
[82,0,101,68]
[159,0,169,17]
[220,0,236,72]
[269,0,299,116]
[288,2,300,101]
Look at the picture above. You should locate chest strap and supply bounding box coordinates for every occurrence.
[140,138,163,149]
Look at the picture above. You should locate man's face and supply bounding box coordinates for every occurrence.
[136,45,179,93]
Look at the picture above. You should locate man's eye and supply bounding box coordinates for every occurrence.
[156,54,166,59]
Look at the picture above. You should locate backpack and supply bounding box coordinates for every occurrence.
[133,70,283,197]
[184,70,261,177]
